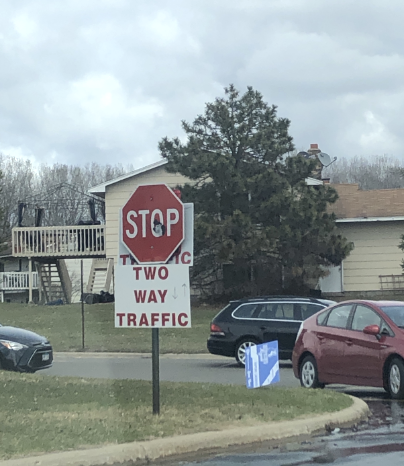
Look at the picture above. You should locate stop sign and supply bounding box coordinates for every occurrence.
[121,184,184,264]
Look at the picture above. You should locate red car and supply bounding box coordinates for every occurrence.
[292,300,404,399]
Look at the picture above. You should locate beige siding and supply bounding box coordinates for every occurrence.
[64,258,93,303]
[338,222,404,292]
[104,167,192,260]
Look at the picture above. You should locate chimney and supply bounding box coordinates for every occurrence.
[307,143,321,155]
[307,143,322,180]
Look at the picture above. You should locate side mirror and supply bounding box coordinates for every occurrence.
[363,324,380,336]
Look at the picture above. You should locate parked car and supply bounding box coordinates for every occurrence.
[292,300,404,399]
[207,296,335,366]
[0,324,53,373]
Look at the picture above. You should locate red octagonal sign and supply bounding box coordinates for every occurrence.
[121,184,184,264]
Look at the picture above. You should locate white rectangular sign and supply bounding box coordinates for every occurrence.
[118,203,194,266]
[115,264,191,328]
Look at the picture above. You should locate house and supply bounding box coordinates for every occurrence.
[14,157,404,302]
[89,162,404,298]
[10,162,177,304]
[0,246,39,303]
[88,159,325,262]
[88,160,192,262]
[11,208,113,304]
[319,184,404,298]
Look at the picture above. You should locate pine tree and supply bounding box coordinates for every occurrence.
[159,85,353,299]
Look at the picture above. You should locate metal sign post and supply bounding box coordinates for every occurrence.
[115,184,193,416]
[152,328,160,414]
[81,259,85,350]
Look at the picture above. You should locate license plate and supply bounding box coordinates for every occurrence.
[42,353,50,361]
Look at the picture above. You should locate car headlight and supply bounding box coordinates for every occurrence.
[0,340,28,351]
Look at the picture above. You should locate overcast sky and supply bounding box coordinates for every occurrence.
[1,0,403,170]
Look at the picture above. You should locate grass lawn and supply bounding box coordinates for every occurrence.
[0,371,352,460]
[0,302,219,353]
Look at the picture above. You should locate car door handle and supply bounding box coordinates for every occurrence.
[345,340,353,346]
[317,335,325,341]
[381,344,388,349]
[260,326,267,330]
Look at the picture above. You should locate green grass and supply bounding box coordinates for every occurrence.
[0,303,219,353]
[0,371,352,460]
[0,303,355,460]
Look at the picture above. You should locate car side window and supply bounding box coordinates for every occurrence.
[233,303,262,319]
[256,303,295,320]
[317,309,330,326]
[325,304,352,329]
[300,303,324,320]
[351,305,381,331]
[256,303,277,319]
[275,303,294,320]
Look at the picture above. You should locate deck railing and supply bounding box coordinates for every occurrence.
[379,274,404,291]
[0,272,38,290]
[12,225,106,258]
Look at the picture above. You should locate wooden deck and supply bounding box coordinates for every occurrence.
[12,225,106,258]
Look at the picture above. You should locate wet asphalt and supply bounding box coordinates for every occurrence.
[163,398,404,466]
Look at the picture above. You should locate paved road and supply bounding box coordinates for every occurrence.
[46,353,387,398]
[165,399,404,466]
[45,352,394,466]
[46,353,300,387]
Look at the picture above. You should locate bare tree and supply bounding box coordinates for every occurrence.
[323,155,404,190]
[0,154,133,236]
[0,155,36,235]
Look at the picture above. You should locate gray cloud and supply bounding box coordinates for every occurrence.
[0,0,403,169]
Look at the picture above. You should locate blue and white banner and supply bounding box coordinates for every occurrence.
[245,341,280,389]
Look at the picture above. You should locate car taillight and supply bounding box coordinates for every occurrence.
[210,323,225,335]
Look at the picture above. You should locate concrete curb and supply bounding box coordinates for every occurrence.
[0,396,370,466]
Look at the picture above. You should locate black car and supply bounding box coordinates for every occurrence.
[207,296,335,366]
[0,324,53,373]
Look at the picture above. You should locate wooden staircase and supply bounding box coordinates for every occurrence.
[86,258,113,294]
[37,259,72,304]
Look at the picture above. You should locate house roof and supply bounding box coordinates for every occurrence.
[331,184,404,221]
[306,177,323,186]
[88,159,323,196]
[88,160,168,197]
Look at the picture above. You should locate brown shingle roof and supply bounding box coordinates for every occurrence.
[330,184,404,219]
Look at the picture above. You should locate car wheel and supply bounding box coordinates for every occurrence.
[387,358,404,399]
[299,355,324,389]
[235,338,258,367]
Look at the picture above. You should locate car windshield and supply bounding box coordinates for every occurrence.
[380,306,404,328]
